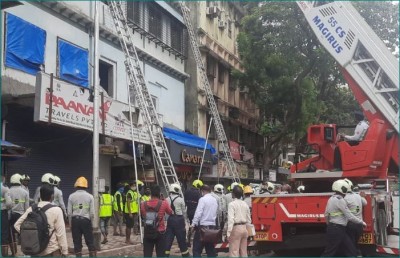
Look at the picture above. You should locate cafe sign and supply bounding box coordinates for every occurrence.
[34,73,150,144]
[167,140,212,167]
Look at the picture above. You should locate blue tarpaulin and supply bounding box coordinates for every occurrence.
[58,39,89,87]
[5,13,46,75]
[1,139,29,160]
[163,127,216,154]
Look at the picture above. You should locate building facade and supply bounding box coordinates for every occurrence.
[1,1,187,198]
[185,1,264,185]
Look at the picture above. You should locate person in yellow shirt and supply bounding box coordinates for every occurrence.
[99,186,113,244]
[141,186,151,202]
[124,181,142,244]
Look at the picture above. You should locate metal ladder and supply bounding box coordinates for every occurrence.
[108,1,180,192]
[179,2,240,183]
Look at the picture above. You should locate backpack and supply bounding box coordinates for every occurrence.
[143,200,162,240]
[20,203,56,255]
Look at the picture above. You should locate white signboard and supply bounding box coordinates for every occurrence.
[269,170,277,182]
[34,73,150,144]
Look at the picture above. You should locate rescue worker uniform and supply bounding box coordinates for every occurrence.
[124,188,140,242]
[99,192,113,244]
[53,186,67,218]
[321,194,365,257]
[67,189,95,256]
[113,188,124,236]
[1,182,12,256]
[345,192,367,253]
[210,191,227,229]
[184,187,201,224]
[165,193,189,257]
[141,194,151,202]
[9,184,29,251]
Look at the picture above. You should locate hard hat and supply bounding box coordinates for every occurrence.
[53,176,61,185]
[41,173,55,184]
[238,183,244,190]
[74,176,88,188]
[227,185,232,192]
[214,184,224,194]
[136,180,144,187]
[169,183,181,194]
[20,174,30,181]
[332,179,348,194]
[10,173,22,184]
[297,185,305,193]
[262,182,275,193]
[243,185,254,194]
[287,161,293,166]
[192,179,204,189]
[343,178,353,192]
[231,182,239,190]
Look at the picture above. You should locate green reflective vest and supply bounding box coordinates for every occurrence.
[124,190,140,214]
[99,193,113,218]
[141,195,150,202]
[113,191,123,212]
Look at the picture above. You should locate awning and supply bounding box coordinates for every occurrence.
[163,127,216,154]
[1,140,30,160]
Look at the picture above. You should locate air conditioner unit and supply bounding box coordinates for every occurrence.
[218,20,225,29]
[240,145,245,155]
[206,6,220,18]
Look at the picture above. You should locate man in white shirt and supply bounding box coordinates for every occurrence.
[190,185,218,257]
[14,184,68,257]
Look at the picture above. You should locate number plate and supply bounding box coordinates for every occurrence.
[358,233,374,244]
[254,232,269,241]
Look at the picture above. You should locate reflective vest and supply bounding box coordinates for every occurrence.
[113,191,123,212]
[141,195,150,202]
[99,193,113,218]
[124,190,139,214]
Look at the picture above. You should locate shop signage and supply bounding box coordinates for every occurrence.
[167,140,212,167]
[34,73,150,144]
[138,169,155,182]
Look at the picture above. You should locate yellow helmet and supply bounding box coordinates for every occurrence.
[192,179,203,189]
[243,185,254,194]
[227,186,232,192]
[136,180,144,187]
[238,183,244,190]
[74,176,88,188]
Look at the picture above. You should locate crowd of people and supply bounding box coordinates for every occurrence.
[1,172,367,257]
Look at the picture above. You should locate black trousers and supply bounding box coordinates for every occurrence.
[9,212,21,235]
[193,226,217,258]
[1,210,9,245]
[347,221,363,253]
[71,216,95,253]
[165,215,188,256]
[321,223,357,257]
[143,232,165,257]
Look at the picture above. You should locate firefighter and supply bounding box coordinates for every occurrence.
[9,173,29,255]
[243,185,254,210]
[343,178,367,255]
[184,179,203,225]
[67,176,96,257]
[321,179,366,257]
[53,175,67,218]
[19,174,30,196]
[210,184,227,230]
[165,183,189,257]
[259,181,275,194]
[1,174,12,256]
[124,180,141,244]
[99,186,113,244]
[33,173,56,203]
[113,183,124,236]
[224,182,240,205]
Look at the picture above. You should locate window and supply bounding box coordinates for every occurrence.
[99,59,114,97]
[151,95,158,111]
[218,63,225,83]
[148,5,162,39]
[170,20,183,53]
[5,13,46,75]
[207,56,216,78]
[127,1,141,26]
[57,39,89,87]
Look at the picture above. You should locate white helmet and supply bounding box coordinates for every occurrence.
[214,184,224,194]
[343,178,353,192]
[231,182,239,191]
[169,183,181,194]
[41,173,55,185]
[332,179,348,194]
[54,176,61,186]
[297,185,305,193]
[262,182,275,193]
[10,173,22,184]
[20,174,30,181]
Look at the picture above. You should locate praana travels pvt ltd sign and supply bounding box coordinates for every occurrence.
[34,73,150,144]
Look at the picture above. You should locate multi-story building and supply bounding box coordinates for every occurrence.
[1,1,188,197]
[185,1,264,185]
